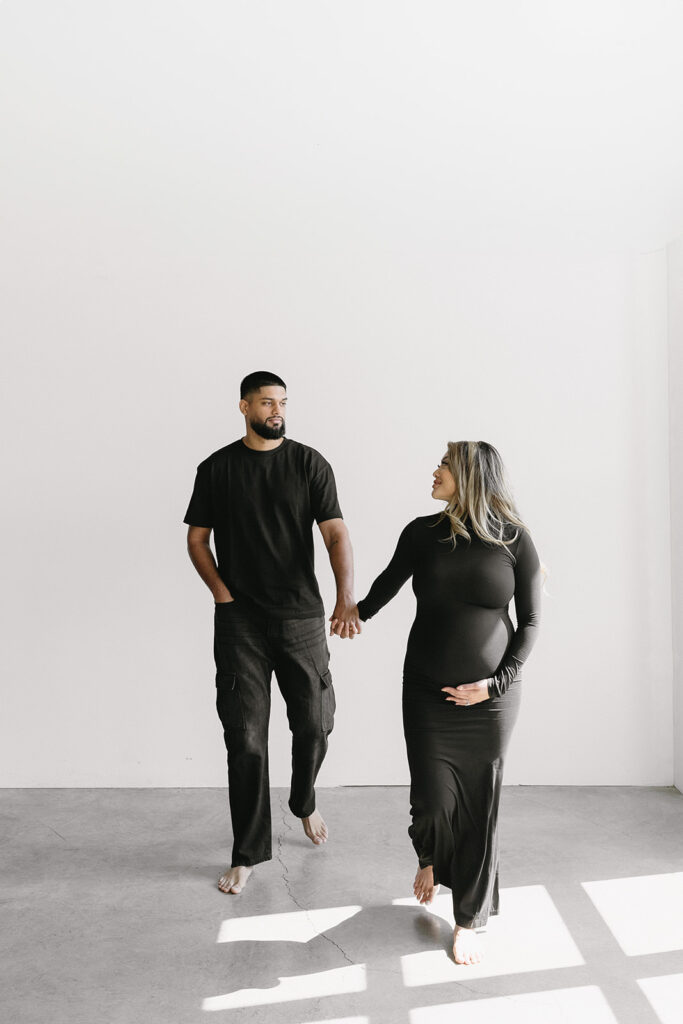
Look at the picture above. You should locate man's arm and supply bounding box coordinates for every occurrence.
[318,518,361,639]
[186,526,233,603]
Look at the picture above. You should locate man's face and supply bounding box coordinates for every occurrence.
[243,386,287,439]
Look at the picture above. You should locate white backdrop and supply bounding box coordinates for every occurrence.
[669,238,683,792]
[1,1,681,786]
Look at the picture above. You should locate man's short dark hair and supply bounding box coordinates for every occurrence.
[240,371,287,399]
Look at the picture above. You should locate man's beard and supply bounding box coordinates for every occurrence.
[250,417,286,440]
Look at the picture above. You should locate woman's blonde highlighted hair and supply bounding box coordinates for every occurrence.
[436,441,527,552]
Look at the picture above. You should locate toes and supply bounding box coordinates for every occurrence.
[452,939,482,966]
[219,870,246,894]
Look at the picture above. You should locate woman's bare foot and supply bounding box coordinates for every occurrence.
[453,925,483,965]
[302,809,328,844]
[217,865,253,894]
[414,865,440,905]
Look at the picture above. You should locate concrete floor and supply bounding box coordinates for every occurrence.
[2,786,683,1024]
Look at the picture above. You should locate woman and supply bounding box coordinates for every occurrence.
[353,441,542,966]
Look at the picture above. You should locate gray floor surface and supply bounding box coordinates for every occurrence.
[2,786,683,1024]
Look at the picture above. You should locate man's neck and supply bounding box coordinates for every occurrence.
[241,432,286,452]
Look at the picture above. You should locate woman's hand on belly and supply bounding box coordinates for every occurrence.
[441,679,491,707]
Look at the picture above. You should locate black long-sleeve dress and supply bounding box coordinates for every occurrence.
[357,512,542,928]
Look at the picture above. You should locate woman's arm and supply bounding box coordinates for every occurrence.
[487,528,543,698]
[356,521,415,621]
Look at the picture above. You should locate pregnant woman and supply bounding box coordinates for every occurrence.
[354,441,542,966]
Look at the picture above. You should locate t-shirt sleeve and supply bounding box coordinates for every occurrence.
[309,457,343,524]
[356,521,415,621]
[183,461,214,528]
[487,527,542,698]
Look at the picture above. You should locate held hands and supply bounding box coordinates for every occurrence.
[329,600,362,640]
[441,679,491,706]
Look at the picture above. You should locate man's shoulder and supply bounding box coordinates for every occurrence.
[285,438,333,469]
[195,440,243,469]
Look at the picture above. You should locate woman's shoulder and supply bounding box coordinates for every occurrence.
[407,512,444,532]
[504,520,534,541]
[502,522,539,564]
[502,520,521,541]
[398,513,447,545]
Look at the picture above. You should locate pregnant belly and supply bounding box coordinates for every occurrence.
[406,605,513,684]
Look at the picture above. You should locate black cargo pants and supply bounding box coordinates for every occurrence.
[213,601,335,868]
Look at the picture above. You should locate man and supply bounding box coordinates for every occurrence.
[183,371,360,895]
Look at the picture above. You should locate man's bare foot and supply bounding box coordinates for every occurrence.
[414,865,440,905]
[217,865,253,894]
[302,809,328,845]
[453,925,483,965]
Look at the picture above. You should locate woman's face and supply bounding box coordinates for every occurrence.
[432,453,457,502]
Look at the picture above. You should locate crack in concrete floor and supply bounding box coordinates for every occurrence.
[275,791,355,967]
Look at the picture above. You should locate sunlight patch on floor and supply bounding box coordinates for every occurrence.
[303,1018,368,1024]
[582,873,683,956]
[216,905,362,943]
[202,964,367,1011]
[409,985,618,1023]
[637,973,683,1024]
[396,885,584,984]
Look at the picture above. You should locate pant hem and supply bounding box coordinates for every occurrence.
[289,799,316,818]
[454,907,498,930]
[231,853,272,868]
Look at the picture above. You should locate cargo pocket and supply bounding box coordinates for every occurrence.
[320,668,336,732]
[216,672,246,731]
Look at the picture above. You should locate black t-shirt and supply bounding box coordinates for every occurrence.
[183,437,342,618]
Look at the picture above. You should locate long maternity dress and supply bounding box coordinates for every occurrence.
[356,513,542,928]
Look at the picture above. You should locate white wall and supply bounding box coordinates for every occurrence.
[669,238,683,792]
[1,1,681,786]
